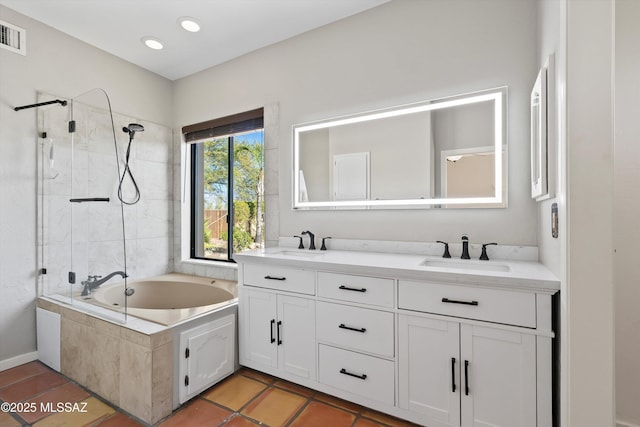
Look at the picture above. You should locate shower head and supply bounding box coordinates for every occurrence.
[122,123,144,138]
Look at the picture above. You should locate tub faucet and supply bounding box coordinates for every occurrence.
[81,271,127,296]
[461,235,470,259]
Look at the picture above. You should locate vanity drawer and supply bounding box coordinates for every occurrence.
[319,344,394,405]
[317,302,394,357]
[243,264,315,295]
[398,280,536,328]
[317,272,393,308]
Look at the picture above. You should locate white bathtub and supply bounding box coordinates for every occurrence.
[90,272,237,325]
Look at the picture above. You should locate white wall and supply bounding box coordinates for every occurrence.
[565,0,615,426]
[614,1,640,425]
[173,0,538,246]
[0,5,172,366]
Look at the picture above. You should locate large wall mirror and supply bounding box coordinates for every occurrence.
[293,87,507,209]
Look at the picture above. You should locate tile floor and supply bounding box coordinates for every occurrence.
[0,361,418,427]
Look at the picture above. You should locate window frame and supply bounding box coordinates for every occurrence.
[184,108,264,263]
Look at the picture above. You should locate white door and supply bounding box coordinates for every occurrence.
[278,295,316,380]
[333,152,370,201]
[242,288,278,369]
[180,314,236,403]
[460,324,537,427]
[399,315,461,426]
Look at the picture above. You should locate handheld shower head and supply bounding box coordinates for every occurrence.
[122,123,144,138]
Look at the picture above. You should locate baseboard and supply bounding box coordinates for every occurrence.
[0,351,38,372]
[618,420,640,427]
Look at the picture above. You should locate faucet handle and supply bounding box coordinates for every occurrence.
[436,241,451,258]
[479,243,498,260]
[320,237,332,251]
[294,235,305,249]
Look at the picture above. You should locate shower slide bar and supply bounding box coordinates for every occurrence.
[13,99,68,111]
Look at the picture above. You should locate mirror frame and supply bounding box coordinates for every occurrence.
[292,87,508,209]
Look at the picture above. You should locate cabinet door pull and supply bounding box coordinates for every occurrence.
[451,357,457,393]
[338,323,366,333]
[277,320,282,345]
[442,297,479,306]
[270,319,275,343]
[338,285,367,293]
[339,368,367,380]
[264,275,286,281]
[464,360,470,396]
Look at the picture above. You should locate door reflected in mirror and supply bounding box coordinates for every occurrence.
[293,87,507,209]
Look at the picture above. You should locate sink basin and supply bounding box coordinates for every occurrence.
[272,250,325,258]
[420,259,510,272]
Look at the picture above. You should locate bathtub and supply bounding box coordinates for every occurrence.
[90,272,237,326]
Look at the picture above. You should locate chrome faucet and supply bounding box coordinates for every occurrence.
[81,271,127,296]
[461,235,470,259]
[301,230,316,250]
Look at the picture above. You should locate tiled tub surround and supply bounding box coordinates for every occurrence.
[235,243,560,427]
[35,274,239,425]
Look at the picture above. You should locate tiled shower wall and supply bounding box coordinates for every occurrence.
[37,93,174,296]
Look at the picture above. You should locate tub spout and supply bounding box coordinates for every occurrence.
[81,271,127,296]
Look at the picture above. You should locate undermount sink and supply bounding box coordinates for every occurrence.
[420,259,511,272]
[272,250,325,258]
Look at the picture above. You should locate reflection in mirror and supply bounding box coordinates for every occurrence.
[293,87,507,209]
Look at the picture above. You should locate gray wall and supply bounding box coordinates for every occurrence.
[0,5,172,365]
[173,0,539,246]
[615,1,640,425]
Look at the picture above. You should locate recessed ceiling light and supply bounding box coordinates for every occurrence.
[178,17,201,33]
[142,37,164,50]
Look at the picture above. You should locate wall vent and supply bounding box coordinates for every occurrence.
[0,20,26,56]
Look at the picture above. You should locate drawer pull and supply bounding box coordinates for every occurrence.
[338,323,367,333]
[270,319,275,343]
[264,275,286,281]
[442,297,479,306]
[339,285,367,293]
[339,368,367,380]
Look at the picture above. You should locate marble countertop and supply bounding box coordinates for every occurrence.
[235,247,560,292]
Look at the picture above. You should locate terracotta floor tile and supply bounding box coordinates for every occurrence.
[32,396,115,427]
[20,382,90,424]
[0,371,67,402]
[0,362,49,388]
[273,380,315,398]
[354,417,388,427]
[93,412,146,427]
[314,392,361,413]
[220,414,259,426]
[202,375,267,411]
[237,368,276,385]
[241,387,307,427]
[0,411,21,427]
[157,398,231,427]
[289,401,356,427]
[361,409,419,427]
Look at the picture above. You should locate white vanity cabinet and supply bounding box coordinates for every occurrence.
[236,248,558,427]
[398,280,544,427]
[239,264,316,382]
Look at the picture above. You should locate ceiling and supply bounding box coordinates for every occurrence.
[0,0,388,80]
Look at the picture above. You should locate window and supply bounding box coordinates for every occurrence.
[184,109,264,261]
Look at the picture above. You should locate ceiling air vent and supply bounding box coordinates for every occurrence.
[0,20,26,55]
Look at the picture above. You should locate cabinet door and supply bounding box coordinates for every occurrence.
[399,315,461,426]
[179,314,236,403]
[277,295,316,380]
[242,288,278,369]
[460,324,536,427]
